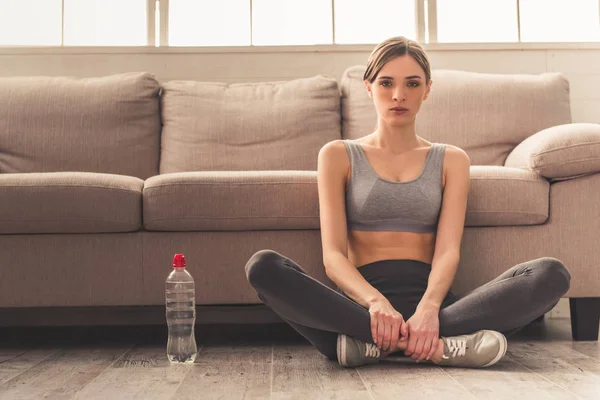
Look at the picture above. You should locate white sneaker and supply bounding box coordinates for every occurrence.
[336,334,381,367]
[438,330,507,368]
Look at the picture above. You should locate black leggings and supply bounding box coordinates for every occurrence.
[245,250,571,360]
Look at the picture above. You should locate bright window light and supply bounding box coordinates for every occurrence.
[437,0,519,43]
[169,0,250,46]
[520,0,600,42]
[252,0,333,45]
[63,0,147,46]
[0,0,62,46]
[334,0,416,44]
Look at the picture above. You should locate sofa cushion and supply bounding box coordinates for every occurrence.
[144,167,547,232]
[0,172,143,234]
[159,76,341,173]
[341,66,571,165]
[467,166,549,226]
[504,123,600,180]
[0,73,161,179]
[143,171,319,231]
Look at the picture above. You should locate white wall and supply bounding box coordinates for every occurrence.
[0,45,599,124]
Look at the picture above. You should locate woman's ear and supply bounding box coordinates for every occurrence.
[423,79,433,101]
[364,80,373,98]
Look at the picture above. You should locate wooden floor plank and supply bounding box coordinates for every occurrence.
[442,356,577,400]
[0,345,131,400]
[535,341,600,377]
[72,345,192,400]
[509,341,600,399]
[509,318,573,343]
[271,344,369,400]
[172,345,272,400]
[0,347,59,386]
[0,319,597,399]
[569,341,600,362]
[357,359,478,400]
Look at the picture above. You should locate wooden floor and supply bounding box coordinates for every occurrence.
[0,318,599,400]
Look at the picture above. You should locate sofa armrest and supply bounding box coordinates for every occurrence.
[504,123,600,181]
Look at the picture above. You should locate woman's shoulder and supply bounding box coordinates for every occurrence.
[437,144,471,186]
[435,144,470,188]
[318,140,351,170]
[319,139,351,159]
[437,143,470,164]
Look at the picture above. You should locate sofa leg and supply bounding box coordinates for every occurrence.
[569,297,600,341]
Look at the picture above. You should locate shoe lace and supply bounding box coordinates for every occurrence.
[364,343,381,358]
[444,339,467,359]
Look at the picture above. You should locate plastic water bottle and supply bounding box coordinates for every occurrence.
[166,253,197,364]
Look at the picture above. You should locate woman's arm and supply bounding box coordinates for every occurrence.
[404,145,471,362]
[419,145,471,311]
[319,141,408,351]
[317,141,386,309]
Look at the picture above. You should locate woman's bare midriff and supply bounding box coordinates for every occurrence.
[342,137,445,268]
[348,230,436,268]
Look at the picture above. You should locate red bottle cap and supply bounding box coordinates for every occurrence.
[173,253,186,268]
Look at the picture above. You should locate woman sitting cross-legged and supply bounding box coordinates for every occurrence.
[245,36,571,368]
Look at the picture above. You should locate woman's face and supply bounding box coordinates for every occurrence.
[364,55,432,127]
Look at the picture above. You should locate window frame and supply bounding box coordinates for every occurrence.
[130,0,600,48]
[0,0,599,50]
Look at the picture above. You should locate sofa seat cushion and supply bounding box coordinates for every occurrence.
[143,171,319,231]
[144,167,548,232]
[0,172,143,234]
[467,166,549,226]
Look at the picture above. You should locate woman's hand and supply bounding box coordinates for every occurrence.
[368,298,408,353]
[404,306,440,362]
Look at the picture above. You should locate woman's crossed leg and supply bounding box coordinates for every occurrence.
[245,250,570,367]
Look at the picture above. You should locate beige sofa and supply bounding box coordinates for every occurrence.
[0,68,599,340]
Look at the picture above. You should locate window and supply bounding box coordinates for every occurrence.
[436,0,519,43]
[63,0,147,46]
[334,0,416,44]
[1,0,600,47]
[169,0,250,46]
[0,0,62,46]
[520,0,600,42]
[252,0,333,45]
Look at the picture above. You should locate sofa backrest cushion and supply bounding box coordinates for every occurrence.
[160,76,341,172]
[341,66,572,165]
[0,72,161,179]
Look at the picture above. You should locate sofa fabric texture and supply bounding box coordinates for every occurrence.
[0,172,143,234]
[466,166,549,226]
[341,66,572,166]
[159,76,341,173]
[144,171,319,231]
[143,167,548,231]
[0,72,161,179]
[505,122,600,180]
[1,68,599,323]
[0,233,143,307]
[457,173,600,297]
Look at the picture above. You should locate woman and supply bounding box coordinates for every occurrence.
[245,36,571,368]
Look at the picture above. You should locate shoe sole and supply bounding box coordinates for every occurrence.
[337,334,348,366]
[481,330,508,368]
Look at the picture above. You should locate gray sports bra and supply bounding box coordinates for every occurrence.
[342,140,446,233]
